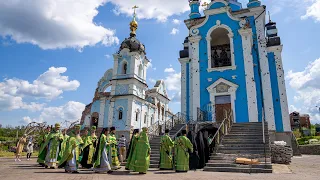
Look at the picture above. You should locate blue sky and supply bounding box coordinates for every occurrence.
[0,0,320,127]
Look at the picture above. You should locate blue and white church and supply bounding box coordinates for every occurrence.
[80,13,173,138]
[179,0,291,143]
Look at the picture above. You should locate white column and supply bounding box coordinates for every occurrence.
[179,58,189,115]
[239,28,258,122]
[127,98,133,130]
[99,98,106,128]
[189,35,201,120]
[108,101,115,127]
[268,45,291,132]
[255,13,276,130]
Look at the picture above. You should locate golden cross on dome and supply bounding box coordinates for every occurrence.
[132,5,139,18]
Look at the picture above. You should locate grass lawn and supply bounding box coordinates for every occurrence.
[0,151,39,157]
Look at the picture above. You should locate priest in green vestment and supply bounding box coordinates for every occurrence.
[160,129,174,170]
[130,127,150,174]
[175,130,193,172]
[93,128,112,174]
[58,125,83,173]
[39,123,63,169]
[59,129,69,161]
[109,127,121,170]
[80,126,97,168]
[37,126,51,166]
[125,129,139,170]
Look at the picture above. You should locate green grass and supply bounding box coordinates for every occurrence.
[0,151,38,157]
[297,136,320,145]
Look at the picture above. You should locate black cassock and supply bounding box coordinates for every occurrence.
[196,131,206,169]
[202,131,210,164]
[187,131,199,170]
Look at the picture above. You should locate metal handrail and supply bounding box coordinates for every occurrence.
[209,109,233,153]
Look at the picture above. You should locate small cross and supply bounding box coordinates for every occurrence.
[202,2,209,8]
[132,5,139,16]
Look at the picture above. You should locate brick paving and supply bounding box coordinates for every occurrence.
[0,155,319,180]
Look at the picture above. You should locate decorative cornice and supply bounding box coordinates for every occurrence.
[267,45,283,53]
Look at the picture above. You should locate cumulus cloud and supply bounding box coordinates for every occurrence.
[20,101,85,125]
[0,0,119,50]
[301,0,320,22]
[107,0,190,22]
[286,58,320,123]
[0,67,79,111]
[164,68,175,73]
[172,19,181,25]
[164,72,181,92]
[170,28,179,35]
[105,54,111,59]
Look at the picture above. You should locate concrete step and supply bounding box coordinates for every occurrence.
[219,144,268,148]
[210,153,270,159]
[150,154,160,157]
[218,146,269,151]
[205,163,272,169]
[217,150,271,155]
[222,140,268,144]
[203,167,272,173]
[150,164,159,168]
[208,159,272,164]
[150,157,160,161]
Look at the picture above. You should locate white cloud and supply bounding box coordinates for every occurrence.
[301,0,320,22]
[149,78,156,84]
[0,67,79,111]
[172,19,181,25]
[107,0,190,22]
[171,92,181,103]
[286,58,320,124]
[0,0,119,50]
[164,68,175,73]
[170,28,179,35]
[164,72,181,92]
[289,105,301,113]
[20,101,85,125]
[105,54,111,59]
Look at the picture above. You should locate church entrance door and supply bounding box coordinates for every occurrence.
[215,95,232,123]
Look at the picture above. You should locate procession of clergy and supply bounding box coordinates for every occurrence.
[35,123,193,174]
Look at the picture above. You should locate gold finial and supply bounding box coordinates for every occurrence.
[202,2,209,9]
[130,5,139,37]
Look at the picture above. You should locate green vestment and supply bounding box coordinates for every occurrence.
[59,134,69,160]
[58,134,83,168]
[37,133,49,164]
[39,130,63,167]
[94,134,110,167]
[125,134,139,170]
[175,136,193,172]
[160,134,174,169]
[130,130,150,173]
[81,134,97,168]
[109,133,120,169]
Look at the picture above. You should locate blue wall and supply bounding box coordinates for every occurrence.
[113,99,128,130]
[186,63,190,119]
[268,52,284,132]
[90,100,100,114]
[198,12,250,123]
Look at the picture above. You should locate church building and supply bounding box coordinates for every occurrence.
[179,0,291,143]
[80,11,173,138]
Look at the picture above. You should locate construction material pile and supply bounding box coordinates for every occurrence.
[271,142,293,164]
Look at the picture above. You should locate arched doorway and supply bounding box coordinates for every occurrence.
[91,112,99,127]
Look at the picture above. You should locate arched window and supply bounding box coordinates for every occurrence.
[210,28,231,68]
[122,62,128,74]
[144,113,147,124]
[138,64,143,77]
[162,107,165,120]
[118,108,123,120]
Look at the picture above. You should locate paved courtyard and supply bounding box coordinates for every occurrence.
[0,155,319,180]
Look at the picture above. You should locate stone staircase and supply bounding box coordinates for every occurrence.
[149,124,185,168]
[204,122,272,173]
